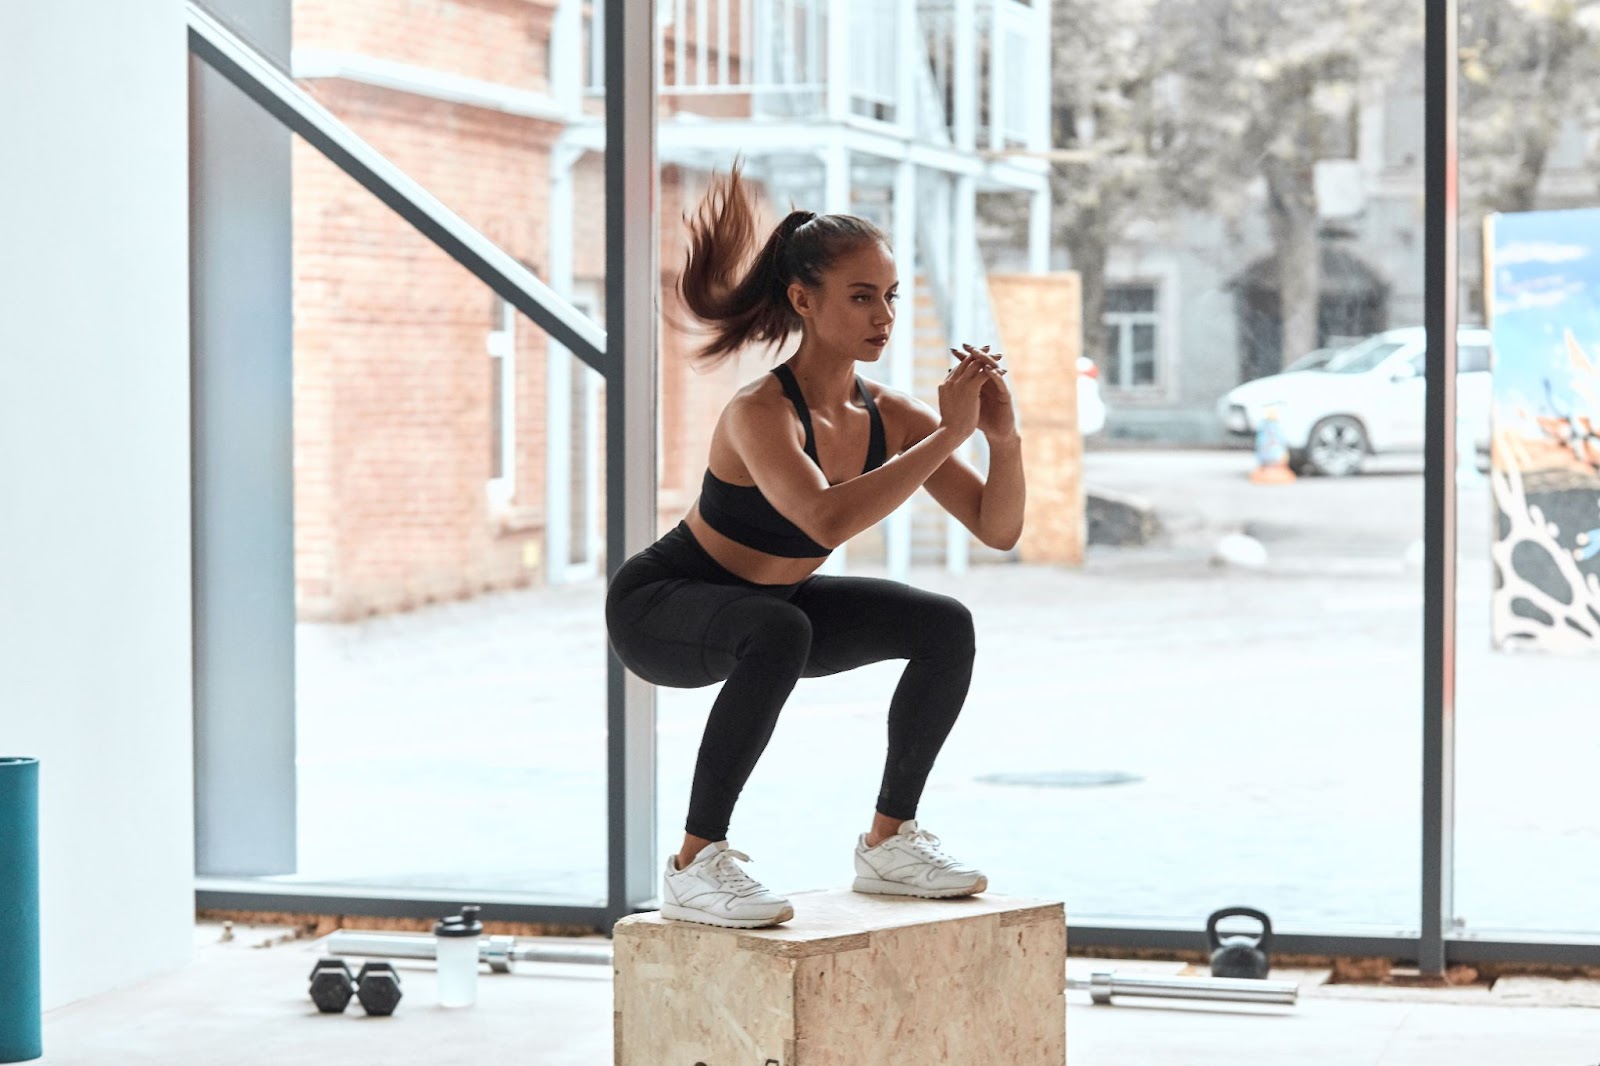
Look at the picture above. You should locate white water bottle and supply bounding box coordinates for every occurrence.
[435,905,483,1008]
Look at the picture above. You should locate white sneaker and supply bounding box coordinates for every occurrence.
[852,820,988,898]
[660,840,795,929]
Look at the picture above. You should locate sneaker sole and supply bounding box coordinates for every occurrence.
[659,903,795,929]
[851,874,988,899]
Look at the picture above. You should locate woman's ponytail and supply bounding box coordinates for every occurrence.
[677,163,887,368]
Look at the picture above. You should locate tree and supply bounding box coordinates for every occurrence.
[1459,0,1600,217]
[1008,0,1598,382]
[974,0,1216,369]
[1032,0,1197,369]
[1155,0,1421,374]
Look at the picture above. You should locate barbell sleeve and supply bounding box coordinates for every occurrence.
[318,930,612,973]
[1068,970,1298,1006]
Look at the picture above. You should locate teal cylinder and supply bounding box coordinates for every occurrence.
[0,758,41,1063]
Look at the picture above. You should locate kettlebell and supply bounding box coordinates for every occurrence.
[1205,907,1273,979]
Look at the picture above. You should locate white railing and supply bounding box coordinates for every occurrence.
[994,0,1037,145]
[917,0,1046,149]
[567,0,1044,142]
[579,0,898,118]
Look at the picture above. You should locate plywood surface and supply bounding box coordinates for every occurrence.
[615,891,1068,1065]
[987,273,1085,566]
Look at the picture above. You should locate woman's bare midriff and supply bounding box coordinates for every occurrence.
[683,504,831,585]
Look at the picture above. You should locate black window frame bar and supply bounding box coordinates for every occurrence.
[187,0,1600,968]
[1420,0,1459,978]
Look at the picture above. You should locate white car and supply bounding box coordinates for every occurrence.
[1078,355,1107,436]
[1216,327,1493,476]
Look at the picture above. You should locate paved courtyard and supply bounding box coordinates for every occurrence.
[285,450,1600,940]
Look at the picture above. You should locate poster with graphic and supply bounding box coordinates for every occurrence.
[1486,208,1600,653]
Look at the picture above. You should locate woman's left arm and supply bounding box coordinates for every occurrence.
[973,431,1025,551]
[883,348,1026,550]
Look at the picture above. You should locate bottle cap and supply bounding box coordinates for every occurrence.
[435,905,483,938]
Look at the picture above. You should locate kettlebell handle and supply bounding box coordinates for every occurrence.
[1205,907,1273,953]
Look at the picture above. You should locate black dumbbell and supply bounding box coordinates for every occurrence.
[309,958,355,1014]
[308,957,403,1016]
[354,962,403,1017]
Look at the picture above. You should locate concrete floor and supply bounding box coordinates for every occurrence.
[35,923,1600,1065]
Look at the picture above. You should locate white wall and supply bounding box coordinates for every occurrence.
[0,0,196,1009]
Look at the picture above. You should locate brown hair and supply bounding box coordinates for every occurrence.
[676,163,888,367]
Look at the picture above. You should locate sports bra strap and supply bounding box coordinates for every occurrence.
[770,363,886,473]
[770,363,820,463]
[857,375,886,470]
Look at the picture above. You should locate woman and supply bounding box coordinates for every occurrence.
[604,166,1025,929]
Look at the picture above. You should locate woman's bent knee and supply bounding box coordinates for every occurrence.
[919,595,975,657]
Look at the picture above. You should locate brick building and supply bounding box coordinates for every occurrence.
[289,0,1053,620]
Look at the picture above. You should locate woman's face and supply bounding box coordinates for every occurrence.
[791,241,898,362]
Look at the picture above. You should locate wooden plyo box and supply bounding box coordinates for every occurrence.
[613,889,1067,1066]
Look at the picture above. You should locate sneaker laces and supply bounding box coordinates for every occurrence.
[905,828,959,868]
[708,848,766,897]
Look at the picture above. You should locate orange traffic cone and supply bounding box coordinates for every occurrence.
[1249,407,1297,484]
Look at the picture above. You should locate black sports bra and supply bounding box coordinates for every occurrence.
[697,364,888,558]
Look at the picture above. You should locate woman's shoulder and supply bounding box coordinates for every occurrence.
[860,378,934,422]
[717,370,799,444]
[859,379,937,451]
[725,369,789,415]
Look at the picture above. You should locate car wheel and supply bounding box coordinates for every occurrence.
[1288,448,1311,475]
[1305,415,1369,477]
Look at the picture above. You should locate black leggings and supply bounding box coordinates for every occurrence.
[605,522,976,842]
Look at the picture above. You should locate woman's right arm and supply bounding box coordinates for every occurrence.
[726,356,990,549]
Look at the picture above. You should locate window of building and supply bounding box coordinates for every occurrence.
[1103,284,1161,389]
[487,298,516,510]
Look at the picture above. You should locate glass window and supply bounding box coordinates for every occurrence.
[488,299,514,494]
[284,170,608,902]
[195,0,614,905]
[1104,284,1161,389]
[184,0,1600,962]
[645,0,1425,938]
[1459,0,1600,934]
[1106,286,1158,314]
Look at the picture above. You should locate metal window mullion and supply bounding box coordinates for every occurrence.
[1420,0,1459,979]
[605,0,660,927]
